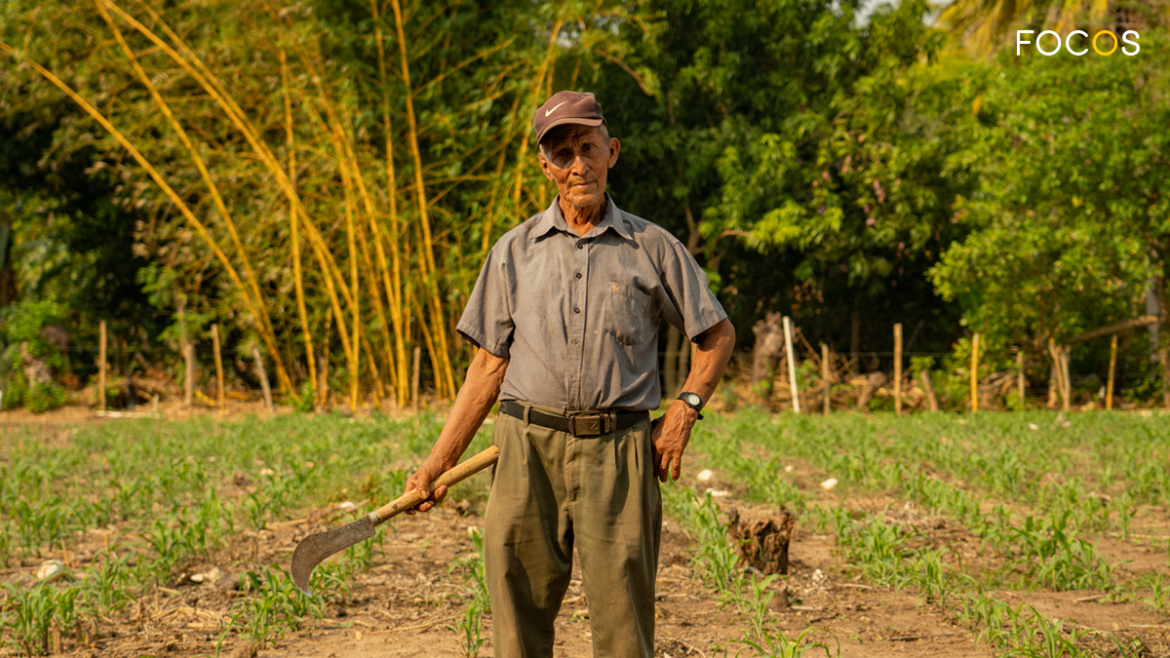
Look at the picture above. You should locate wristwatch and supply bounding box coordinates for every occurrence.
[677,392,704,420]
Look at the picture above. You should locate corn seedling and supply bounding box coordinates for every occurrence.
[448,528,490,658]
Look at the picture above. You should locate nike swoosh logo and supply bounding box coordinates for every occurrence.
[545,101,568,116]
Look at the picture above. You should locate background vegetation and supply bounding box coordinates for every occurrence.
[2,0,1169,411]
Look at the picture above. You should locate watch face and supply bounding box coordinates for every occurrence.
[682,393,702,408]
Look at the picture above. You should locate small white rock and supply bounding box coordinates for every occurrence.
[259,467,276,477]
[696,469,714,482]
[337,501,356,510]
[704,488,730,497]
[1028,423,1039,430]
[820,478,838,491]
[36,560,67,582]
[784,465,794,473]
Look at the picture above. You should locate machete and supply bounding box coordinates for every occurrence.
[291,445,500,595]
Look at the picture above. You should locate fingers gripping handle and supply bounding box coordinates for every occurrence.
[367,445,500,526]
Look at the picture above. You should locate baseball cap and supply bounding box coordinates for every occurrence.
[533,91,606,144]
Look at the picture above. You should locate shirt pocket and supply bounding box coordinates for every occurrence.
[604,284,652,346]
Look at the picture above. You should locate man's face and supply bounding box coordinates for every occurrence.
[538,124,620,213]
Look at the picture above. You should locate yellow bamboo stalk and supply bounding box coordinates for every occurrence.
[281,49,318,409]
[0,45,274,392]
[93,0,292,392]
[333,126,363,411]
[105,0,357,367]
[314,75,396,399]
[372,0,410,406]
[119,0,358,312]
[389,0,456,398]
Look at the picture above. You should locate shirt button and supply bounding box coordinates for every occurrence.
[572,338,579,345]
[575,273,582,279]
[574,307,581,314]
[577,243,584,250]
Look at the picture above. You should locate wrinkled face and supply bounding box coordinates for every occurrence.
[538,124,620,213]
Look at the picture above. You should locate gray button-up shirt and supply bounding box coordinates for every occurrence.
[457,195,727,411]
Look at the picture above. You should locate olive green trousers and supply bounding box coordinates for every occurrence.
[483,406,661,658]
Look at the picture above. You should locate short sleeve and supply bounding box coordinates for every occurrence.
[456,247,515,358]
[658,238,727,341]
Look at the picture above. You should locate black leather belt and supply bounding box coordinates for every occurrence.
[499,400,649,437]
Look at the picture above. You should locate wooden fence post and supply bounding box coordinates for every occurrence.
[1106,335,1117,411]
[182,322,194,408]
[970,333,980,413]
[99,321,107,413]
[894,323,903,414]
[211,324,225,410]
[1048,340,1071,411]
[1161,347,1170,410]
[821,343,831,417]
[253,346,274,412]
[1017,351,1026,409]
[783,316,800,413]
[412,346,421,412]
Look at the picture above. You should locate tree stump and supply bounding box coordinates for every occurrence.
[727,506,797,575]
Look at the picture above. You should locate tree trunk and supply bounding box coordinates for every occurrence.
[751,312,785,403]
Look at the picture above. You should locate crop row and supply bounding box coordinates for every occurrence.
[673,409,1168,656]
[0,413,492,656]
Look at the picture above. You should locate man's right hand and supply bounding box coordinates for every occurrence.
[403,458,452,515]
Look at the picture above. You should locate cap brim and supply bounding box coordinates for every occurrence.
[537,117,605,144]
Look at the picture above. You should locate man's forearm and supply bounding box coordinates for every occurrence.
[679,318,736,405]
[427,348,509,469]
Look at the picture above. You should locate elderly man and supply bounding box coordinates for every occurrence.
[404,90,735,657]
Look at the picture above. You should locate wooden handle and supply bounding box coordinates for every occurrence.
[367,445,500,526]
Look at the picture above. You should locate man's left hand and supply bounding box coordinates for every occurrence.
[651,400,699,482]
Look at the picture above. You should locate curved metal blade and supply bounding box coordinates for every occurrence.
[290,515,375,596]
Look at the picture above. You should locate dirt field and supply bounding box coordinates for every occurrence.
[2,403,1168,658]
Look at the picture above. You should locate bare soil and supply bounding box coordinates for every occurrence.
[3,404,1169,658]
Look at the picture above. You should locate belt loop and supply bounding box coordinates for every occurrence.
[522,402,531,427]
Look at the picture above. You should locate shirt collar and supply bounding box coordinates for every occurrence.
[531,194,632,241]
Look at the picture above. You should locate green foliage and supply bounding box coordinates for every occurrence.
[24,381,66,414]
[2,582,79,657]
[931,37,1170,351]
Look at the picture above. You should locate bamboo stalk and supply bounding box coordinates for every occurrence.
[371,0,410,406]
[389,0,456,399]
[970,332,979,413]
[0,43,294,395]
[109,0,359,359]
[94,0,288,393]
[280,49,318,410]
[894,323,903,414]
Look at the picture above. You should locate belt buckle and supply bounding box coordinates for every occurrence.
[569,413,610,437]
